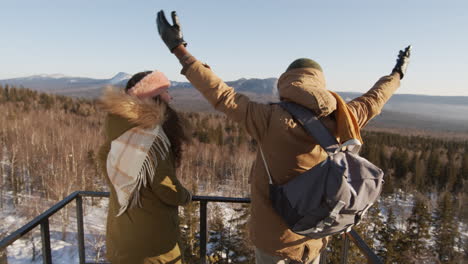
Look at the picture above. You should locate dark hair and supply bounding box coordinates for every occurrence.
[125,71,152,91]
[127,71,188,168]
[161,101,190,168]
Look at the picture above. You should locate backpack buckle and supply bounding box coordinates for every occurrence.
[329,200,346,220]
[295,201,348,235]
[323,200,346,227]
[323,217,335,227]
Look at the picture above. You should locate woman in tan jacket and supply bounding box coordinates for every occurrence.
[156,10,410,264]
[99,71,191,264]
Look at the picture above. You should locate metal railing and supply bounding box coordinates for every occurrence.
[0,191,382,264]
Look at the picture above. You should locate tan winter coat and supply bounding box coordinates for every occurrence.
[98,90,191,264]
[182,59,400,261]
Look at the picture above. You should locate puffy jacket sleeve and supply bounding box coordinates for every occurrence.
[347,73,400,128]
[154,172,191,207]
[183,60,272,141]
[152,141,192,207]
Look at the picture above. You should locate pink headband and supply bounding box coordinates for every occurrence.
[127,71,171,98]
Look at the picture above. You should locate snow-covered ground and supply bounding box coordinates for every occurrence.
[1,189,247,264]
[1,192,108,263]
[381,190,468,254]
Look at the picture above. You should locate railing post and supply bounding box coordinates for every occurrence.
[199,200,208,264]
[40,219,52,264]
[319,248,327,264]
[341,232,350,264]
[347,230,383,264]
[76,195,85,264]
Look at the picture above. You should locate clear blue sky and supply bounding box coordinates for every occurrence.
[0,0,467,96]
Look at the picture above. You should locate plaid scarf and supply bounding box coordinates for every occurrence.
[106,125,170,216]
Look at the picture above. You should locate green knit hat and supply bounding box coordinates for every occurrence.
[286,58,322,72]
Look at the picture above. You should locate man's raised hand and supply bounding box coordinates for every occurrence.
[156,10,187,52]
[392,45,412,79]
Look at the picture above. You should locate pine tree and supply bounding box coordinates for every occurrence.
[379,207,406,264]
[434,192,459,262]
[411,157,426,191]
[379,146,389,171]
[427,150,442,188]
[207,211,224,263]
[390,149,409,180]
[324,233,345,264]
[445,158,458,192]
[382,173,396,195]
[344,202,384,263]
[180,184,200,263]
[366,143,382,167]
[363,201,385,249]
[461,153,468,181]
[226,204,254,263]
[405,193,432,259]
[208,204,236,264]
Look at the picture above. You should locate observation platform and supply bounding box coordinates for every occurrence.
[0,191,382,264]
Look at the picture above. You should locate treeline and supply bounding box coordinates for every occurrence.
[0,85,104,206]
[361,131,468,195]
[0,84,98,117]
[1,85,467,263]
[325,190,466,263]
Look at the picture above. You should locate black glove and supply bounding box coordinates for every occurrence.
[392,45,411,79]
[156,10,187,52]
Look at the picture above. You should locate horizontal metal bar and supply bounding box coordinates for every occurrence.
[191,195,250,203]
[76,191,252,204]
[77,191,109,198]
[347,230,383,264]
[0,191,80,250]
[0,192,251,250]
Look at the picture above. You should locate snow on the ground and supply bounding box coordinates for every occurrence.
[380,190,416,230]
[7,237,77,264]
[1,187,249,263]
[1,193,108,264]
[1,189,246,263]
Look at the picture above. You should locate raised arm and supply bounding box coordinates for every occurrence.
[156,10,272,140]
[347,46,411,128]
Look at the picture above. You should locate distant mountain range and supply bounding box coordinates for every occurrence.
[0,72,131,95]
[1,73,467,133]
[0,73,280,97]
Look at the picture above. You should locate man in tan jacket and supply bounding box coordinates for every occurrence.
[156,10,411,264]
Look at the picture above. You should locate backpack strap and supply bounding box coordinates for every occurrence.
[279,101,340,155]
[259,146,274,184]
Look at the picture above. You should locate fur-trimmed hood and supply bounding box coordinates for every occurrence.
[99,87,167,129]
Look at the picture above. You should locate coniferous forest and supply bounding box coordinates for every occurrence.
[0,85,467,263]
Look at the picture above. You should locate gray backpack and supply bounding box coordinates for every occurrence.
[260,101,384,239]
